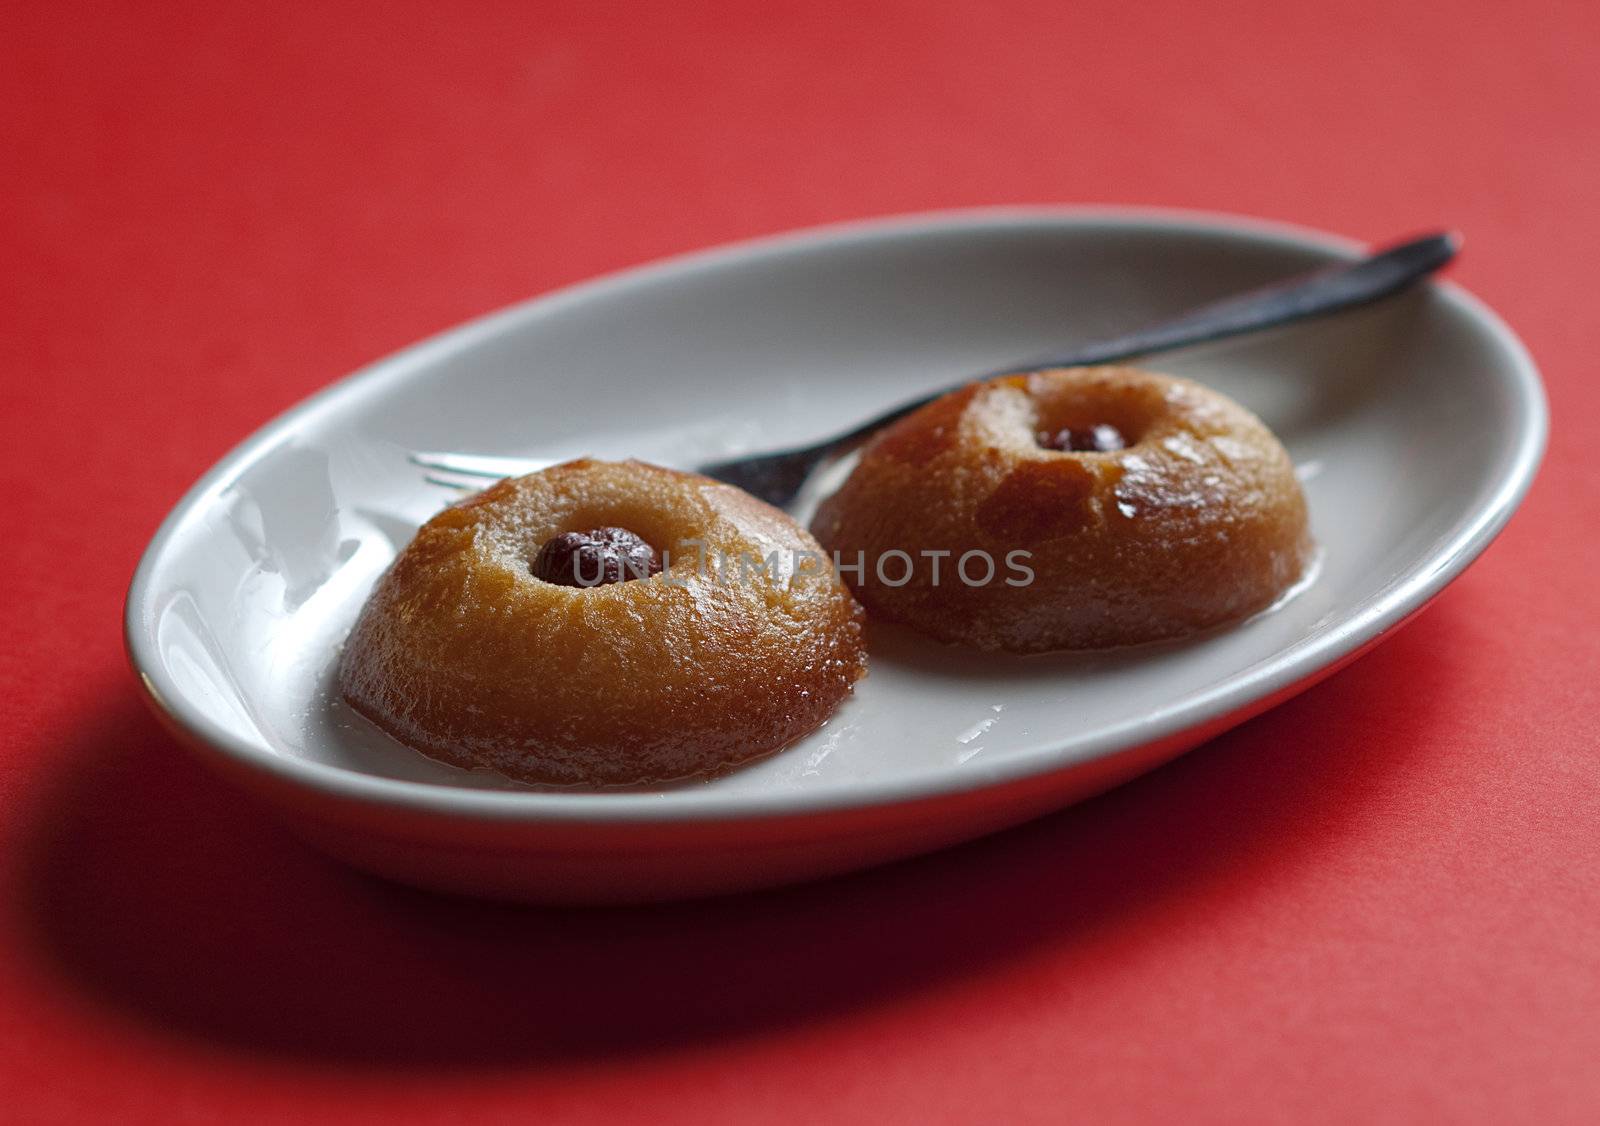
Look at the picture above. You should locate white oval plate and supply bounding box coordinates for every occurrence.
[126,208,1545,902]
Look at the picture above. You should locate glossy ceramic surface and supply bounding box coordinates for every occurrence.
[125,209,1546,901]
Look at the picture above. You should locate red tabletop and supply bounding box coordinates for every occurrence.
[4,2,1598,1121]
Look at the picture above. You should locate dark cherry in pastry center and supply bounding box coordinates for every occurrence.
[532,527,662,587]
[1037,423,1127,453]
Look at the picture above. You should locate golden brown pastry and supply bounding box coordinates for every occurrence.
[811,366,1312,652]
[341,458,866,786]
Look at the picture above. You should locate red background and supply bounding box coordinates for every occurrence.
[4,2,1598,1122]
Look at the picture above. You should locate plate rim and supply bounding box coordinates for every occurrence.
[124,205,1549,824]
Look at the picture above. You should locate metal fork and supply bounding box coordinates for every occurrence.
[412,231,1457,510]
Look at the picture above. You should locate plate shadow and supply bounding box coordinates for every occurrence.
[13,604,1463,1073]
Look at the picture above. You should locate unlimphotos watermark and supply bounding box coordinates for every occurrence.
[585,540,1035,589]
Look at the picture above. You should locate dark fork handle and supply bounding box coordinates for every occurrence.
[834,231,1459,445]
[1013,231,1459,371]
[697,230,1459,507]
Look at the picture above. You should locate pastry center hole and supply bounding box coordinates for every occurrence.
[532,527,662,587]
[1036,423,1127,453]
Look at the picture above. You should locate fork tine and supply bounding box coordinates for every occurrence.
[422,472,481,491]
[408,450,551,478]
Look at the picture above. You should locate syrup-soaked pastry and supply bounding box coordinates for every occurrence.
[341,458,866,786]
[812,366,1312,652]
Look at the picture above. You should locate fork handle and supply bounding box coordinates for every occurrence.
[826,230,1459,446]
